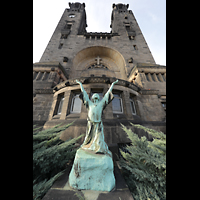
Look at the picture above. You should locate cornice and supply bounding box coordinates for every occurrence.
[53,76,142,93]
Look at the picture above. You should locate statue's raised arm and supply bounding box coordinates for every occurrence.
[76,79,85,92]
[76,79,91,108]
[106,80,118,94]
[102,79,118,106]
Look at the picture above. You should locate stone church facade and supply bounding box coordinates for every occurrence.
[33,3,166,148]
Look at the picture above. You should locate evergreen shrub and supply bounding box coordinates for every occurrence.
[119,123,166,200]
[33,122,84,200]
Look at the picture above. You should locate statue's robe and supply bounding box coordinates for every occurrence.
[79,89,114,156]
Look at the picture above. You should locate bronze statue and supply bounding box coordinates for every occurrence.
[76,79,118,156]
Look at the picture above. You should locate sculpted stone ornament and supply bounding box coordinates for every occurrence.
[68,79,118,192]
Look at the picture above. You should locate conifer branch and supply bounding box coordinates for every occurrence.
[33,121,84,200]
[119,123,166,200]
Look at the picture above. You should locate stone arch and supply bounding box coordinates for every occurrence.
[72,46,127,79]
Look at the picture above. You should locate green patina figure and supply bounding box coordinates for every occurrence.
[69,80,118,191]
[76,79,118,156]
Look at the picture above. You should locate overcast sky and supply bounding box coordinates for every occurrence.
[33,0,166,65]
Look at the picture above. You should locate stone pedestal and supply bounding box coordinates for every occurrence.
[69,148,115,192]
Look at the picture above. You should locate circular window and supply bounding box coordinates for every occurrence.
[68,14,76,18]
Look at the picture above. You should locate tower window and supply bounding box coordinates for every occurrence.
[70,93,82,113]
[129,36,135,40]
[61,34,68,39]
[58,43,63,49]
[68,14,76,18]
[125,25,130,31]
[63,57,68,62]
[112,93,123,113]
[133,45,138,50]
[66,24,72,29]
[161,101,166,113]
[161,102,166,108]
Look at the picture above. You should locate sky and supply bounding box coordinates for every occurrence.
[33,0,166,65]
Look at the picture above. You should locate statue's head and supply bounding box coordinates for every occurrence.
[92,93,100,103]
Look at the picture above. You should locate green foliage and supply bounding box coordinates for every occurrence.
[74,192,85,200]
[33,122,84,200]
[119,123,166,200]
[33,171,64,200]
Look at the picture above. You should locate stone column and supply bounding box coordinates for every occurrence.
[33,71,37,79]
[47,95,58,120]
[152,73,158,82]
[123,90,133,119]
[147,73,153,82]
[36,72,41,80]
[163,73,166,81]
[158,73,164,82]
[41,72,47,81]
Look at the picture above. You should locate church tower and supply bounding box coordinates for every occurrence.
[39,2,87,63]
[111,3,155,64]
[33,2,166,151]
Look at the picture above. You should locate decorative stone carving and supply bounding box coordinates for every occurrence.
[88,56,108,69]
[88,63,108,69]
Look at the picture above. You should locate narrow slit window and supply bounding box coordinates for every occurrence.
[58,43,63,49]
[133,45,137,50]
